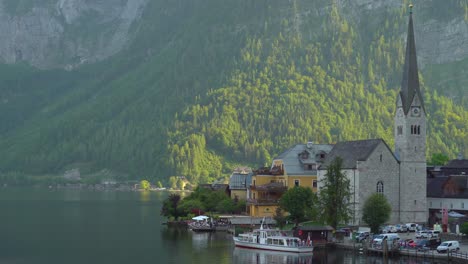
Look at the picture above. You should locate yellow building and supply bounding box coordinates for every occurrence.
[246,142,333,217]
[247,166,287,217]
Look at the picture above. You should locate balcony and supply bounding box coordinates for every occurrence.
[247,198,281,206]
[249,182,287,192]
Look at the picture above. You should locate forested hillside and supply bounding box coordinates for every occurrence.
[0,0,467,185]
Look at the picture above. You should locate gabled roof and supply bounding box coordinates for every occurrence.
[400,9,425,115]
[274,143,333,175]
[445,159,468,169]
[319,139,396,169]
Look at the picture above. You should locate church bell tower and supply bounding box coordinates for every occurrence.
[394,5,427,224]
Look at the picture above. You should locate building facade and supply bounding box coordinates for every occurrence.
[246,143,332,217]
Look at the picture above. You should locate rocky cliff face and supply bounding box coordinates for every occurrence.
[0,0,466,70]
[336,0,468,68]
[0,0,148,69]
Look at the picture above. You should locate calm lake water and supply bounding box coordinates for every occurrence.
[0,188,449,264]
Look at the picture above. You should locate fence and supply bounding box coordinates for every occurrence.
[398,247,468,262]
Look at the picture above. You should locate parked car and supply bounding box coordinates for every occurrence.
[372,234,400,248]
[406,223,418,232]
[381,225,397,233]
[425,230,440,238]
[407,239,418,248]
[416,230,440,239]
[415,231,427,239]
[355,231,370,242]
[437,241,460,253]
[400,238,414,248]
[414,238,441,251]
[395,224,408,232]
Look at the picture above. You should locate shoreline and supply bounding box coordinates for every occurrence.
[336,238,468,263]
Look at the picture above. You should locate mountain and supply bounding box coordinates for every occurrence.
[0,0,467,185]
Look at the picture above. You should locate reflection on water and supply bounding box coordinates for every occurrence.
[139,190,151,202]
[233,247,450,264]
[192,232,212,251]
[0,188,451,264]
[233,248,313,264]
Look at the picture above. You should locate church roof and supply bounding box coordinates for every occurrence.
[319,139,395,169]
[399,8,425,115]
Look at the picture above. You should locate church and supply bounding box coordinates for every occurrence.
[317,7,427,226]
[236,8,429,224]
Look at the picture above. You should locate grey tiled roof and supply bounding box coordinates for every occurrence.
[229,172,253,190]
[319,139,394,169]
[274,143,333,176]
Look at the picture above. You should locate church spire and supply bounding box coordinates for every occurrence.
[400,4,425,115]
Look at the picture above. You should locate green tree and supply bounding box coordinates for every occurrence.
[179,198,205,216]
[157,181,164,188]
[169,176,178,189]
[273,207,287,229]
[161,193,182,220]
[319,157,352,230]
[140,180,151,190]
[233,199,246,214]
[460,222,468,236]
[279,186,316,226]
[177,178,185,190]
[216,198,235,213]
[430,153,450,166]
[362,193,392,233]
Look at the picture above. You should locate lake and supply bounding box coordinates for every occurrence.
[0,188,449,264]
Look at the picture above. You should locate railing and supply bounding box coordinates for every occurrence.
[249,185,287,191]
[246,198,281,205]
[397,247,468,261]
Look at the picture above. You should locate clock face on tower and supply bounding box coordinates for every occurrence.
[411,107,421,117]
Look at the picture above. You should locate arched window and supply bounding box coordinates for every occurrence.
[417,125,421,135]
[376,181,384,194]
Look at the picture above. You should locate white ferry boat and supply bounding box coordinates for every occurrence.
[233,224,313,253]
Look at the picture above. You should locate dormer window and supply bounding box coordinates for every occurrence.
[299,150,310,159]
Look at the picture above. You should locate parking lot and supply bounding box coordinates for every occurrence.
[347,230,468,256]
